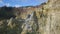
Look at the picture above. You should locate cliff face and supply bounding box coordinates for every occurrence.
[43,0,60,34]
[0,0,60,34]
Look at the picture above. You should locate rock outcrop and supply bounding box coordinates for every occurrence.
[0,0,60,34]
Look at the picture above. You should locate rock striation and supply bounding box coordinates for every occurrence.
[0,0,60,34]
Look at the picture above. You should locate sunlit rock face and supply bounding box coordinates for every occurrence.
[0,0,60,34]
[43,0,60,34]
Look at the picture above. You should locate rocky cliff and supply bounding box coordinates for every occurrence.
[0,0,60,34]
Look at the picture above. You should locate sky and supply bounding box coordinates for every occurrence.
[0,0,47,7]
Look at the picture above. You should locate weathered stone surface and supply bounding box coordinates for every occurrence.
[0,0,60,34]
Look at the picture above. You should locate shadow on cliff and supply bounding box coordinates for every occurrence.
[0,6,16,20]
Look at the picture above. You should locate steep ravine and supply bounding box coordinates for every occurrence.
[0,0,60,34]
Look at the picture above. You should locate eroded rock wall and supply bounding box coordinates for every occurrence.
[0,0,60,34]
